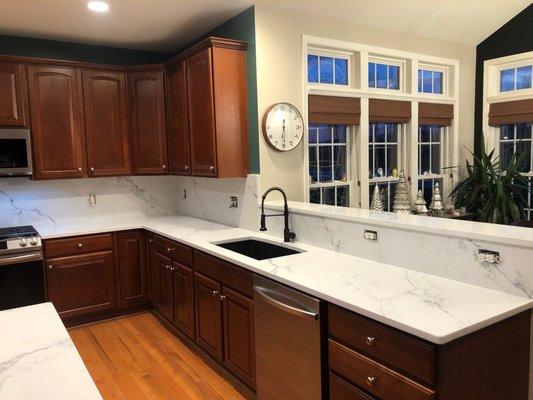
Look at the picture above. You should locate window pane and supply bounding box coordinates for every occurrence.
[389,65,399,89]
[309,147,317,183]
[310,188,320,204]
[336,186,349,207]
[516,123,531,140]
[431,144,441,174]
[333,145,347,181]
[368,62,376,88]
[318,146,333,182]
[334,58,348,85]
[376,63,388,89]
[420,125,431,142]
[500,124,514,140]
[308,124,318,143]
[423,70,432,93]
[500,142,514,170]
[333,125,347,143]
[516,140,531,172]
[500,68,515,92]
[374,123,386,142]
[387,124,397,142]
[386,144,398,176]
[308,55,319,83]
[433,71,443,94]
[420,144,430,174]
[374,145,386,177]
[430,126,441,142]
[318,125,332,143]
[320,57,334,84]
[322,187,335,205]
[516,66,532,90]
[418,69,423,92]
[368,147,374,178]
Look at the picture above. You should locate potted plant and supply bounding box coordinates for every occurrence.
[450,138,531,225]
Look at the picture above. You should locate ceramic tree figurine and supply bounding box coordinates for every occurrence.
[370,185,384,211]
[393,170,412,214]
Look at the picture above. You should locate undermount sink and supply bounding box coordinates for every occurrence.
[216,239,302,260]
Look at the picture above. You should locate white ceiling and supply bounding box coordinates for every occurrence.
[0,0,529,52]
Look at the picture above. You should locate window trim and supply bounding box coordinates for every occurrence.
[367,56,405,93]
[497,61,533,94]
[417,63,449,97]
[307,48,352,88]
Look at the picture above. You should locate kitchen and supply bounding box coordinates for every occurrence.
[1,1,533,400]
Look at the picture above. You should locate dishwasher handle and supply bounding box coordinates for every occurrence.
[254,286,320,321]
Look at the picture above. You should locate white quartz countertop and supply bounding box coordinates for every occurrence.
[0,303,102,400]
[36,216,532,345]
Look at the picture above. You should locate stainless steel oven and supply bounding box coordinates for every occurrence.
[0,129,33,176]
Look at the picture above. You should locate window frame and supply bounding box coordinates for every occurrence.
[497,60,533,94]
[416,125,447,206]
[307,48,353,88]
[417,64,449,97]
[367,56,405,93]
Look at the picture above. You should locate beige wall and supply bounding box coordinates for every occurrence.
[255,5,476,201]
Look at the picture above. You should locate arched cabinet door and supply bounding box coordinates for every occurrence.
[27,65,85,179]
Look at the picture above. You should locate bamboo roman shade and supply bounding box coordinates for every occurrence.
[308,95,360,125]
[418,102,454,126]
[488,99,533,126]
[369,99,411,123]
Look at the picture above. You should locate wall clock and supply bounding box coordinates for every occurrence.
[262,102,304,151]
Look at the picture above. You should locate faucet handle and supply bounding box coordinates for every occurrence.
[260,213,267,231]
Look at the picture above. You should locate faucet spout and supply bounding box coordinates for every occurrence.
[259,187,296,242]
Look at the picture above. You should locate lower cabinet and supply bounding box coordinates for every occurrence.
[46,250,115,318]
[154,251,173,321]
[173,262,195,339]
[194,272,223,360]
[117,231,147,307]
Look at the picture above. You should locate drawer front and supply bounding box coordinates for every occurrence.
[194,251,253,297]
[329,340,435,400]
[152,234,193,267]
[45,234,113,258]
[330,373,376,400]
[328,304,436,384]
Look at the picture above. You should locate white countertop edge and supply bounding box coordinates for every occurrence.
[263,200,533,249]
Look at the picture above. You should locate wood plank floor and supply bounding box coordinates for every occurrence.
[69,312,248,400]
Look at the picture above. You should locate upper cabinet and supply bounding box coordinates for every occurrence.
[128,68,168,175]
[167,37,249,178]
[83,69,131,176]
[0,61,29,127]
[27,65,86,179]
[166,62,191,175]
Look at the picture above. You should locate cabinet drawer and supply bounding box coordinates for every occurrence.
[328,304,436,384]
[45,234,113,258]
[329,373,376,400]
[194,251,253,297]
[152,234,193,267]
[329,340,435,400]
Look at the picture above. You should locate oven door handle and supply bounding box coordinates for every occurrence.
[254,286,320,320]
[0,252,43,267]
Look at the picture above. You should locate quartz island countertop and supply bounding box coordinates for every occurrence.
[33,215,533,345]
[0,303,102,400]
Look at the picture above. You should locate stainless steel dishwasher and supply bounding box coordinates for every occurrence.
[253,276,322,400]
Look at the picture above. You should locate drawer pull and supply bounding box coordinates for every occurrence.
[167,247,174,253]
[211,290,219,296]
[78,243,83,249]
[48,265,53,270]
[366,376,376,387]
[209,165,215,171]
[165,265,171,270]
[220,295,226,301]
[366,336,376,346]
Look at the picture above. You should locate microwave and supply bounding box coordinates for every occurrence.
[0,129,33,176]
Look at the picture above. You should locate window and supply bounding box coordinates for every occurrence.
[500,65,533,92]
[308,124,350,206]
[368,62,399,90]
[500,123,532,172]
[368,123,400,211]
[418,125,444,206]
[418,69,443,94]
[308,54,348,85]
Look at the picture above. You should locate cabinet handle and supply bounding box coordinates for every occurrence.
[209,165,215,171]
[220,295,226,301]
[78,167,82,172]
[366,336,376,346]
[78,243,83,249]
[366,377,376,387]
[90,167,95,172]
[165,265,171,270]
[184,165,189,170]
[162,164,166,169]
[149,238,153,243]
[48,265,53,270]
[167,247,174,253]
[211,290,219,296]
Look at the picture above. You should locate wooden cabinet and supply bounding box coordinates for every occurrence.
[82,69,130,176]
[146,234,157,306]
[194,272,223,361]
[166,37,249,178]
[166,62,191,175]
[27,65,86,179]
[0,61,28,127]
[154,251,173,321]
[46,251,115,318]
[173,262,195,339]
[128,68,168,175]
[222,287,256,388]
[117,231,147,307]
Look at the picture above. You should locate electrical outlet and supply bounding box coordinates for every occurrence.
[230,196,238,208]
[364,229,378,241]
[89,194,96,206]
[476,249,500,264]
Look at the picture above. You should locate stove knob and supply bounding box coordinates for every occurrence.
[19,238,28,247]
[30,237,39,246]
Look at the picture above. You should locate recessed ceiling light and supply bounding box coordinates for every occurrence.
[87,1,109,13]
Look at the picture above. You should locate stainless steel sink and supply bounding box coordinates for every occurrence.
[216,239,302,260]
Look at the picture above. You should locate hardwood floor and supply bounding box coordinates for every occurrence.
[69,312,248,400]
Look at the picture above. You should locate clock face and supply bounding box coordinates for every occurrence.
[262,103,304,151]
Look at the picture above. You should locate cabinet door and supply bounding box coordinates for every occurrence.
[0,62,28,127]
[194,272,223,360]
[222,287,256,388]
[27,65,85,179]
[154,251,173,321]
[128,69,168,175]
[186,49,217,177]
[173,262,195,339]
[166,62,191,175]
[117,231,147,307]
[83,69,130,176]
[46,251,115,318]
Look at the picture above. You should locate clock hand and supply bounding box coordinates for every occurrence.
[282,118,286,142]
